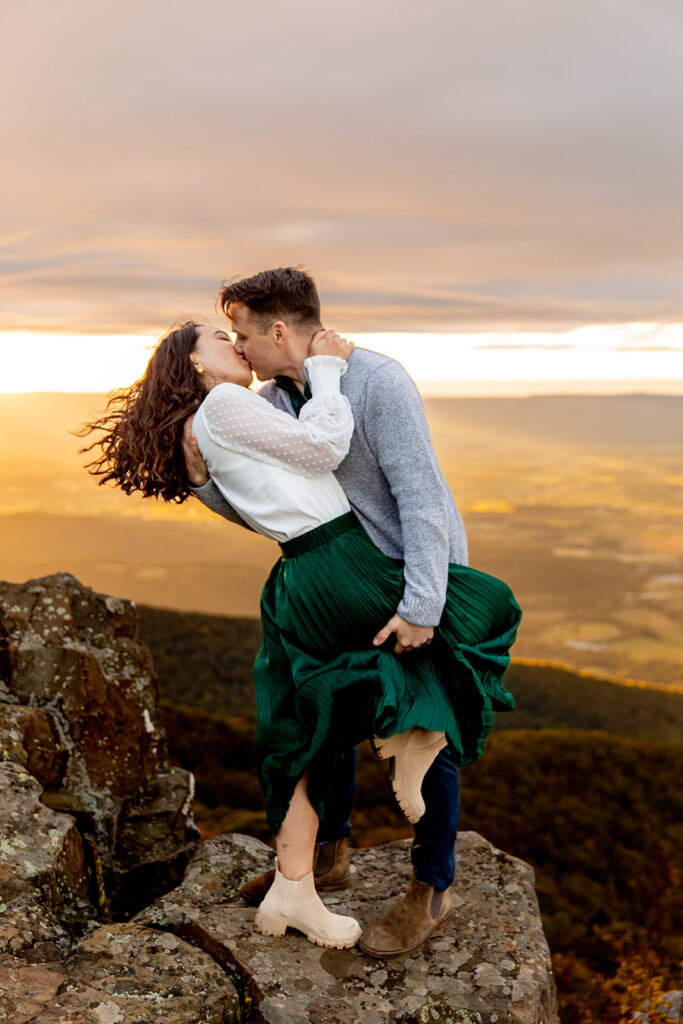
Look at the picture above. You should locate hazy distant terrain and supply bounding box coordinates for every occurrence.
[1,391,682,686]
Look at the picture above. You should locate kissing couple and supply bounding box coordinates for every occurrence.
[84,266,521,957]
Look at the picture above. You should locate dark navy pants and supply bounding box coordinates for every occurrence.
[316,745,460,892]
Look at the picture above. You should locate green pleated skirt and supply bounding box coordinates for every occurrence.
[254,512,521,833]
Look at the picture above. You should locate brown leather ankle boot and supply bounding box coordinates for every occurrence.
[240,838,351,905]
[359,874,454,958]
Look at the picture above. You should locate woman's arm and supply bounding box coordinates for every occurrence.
[182,417,254,528]
[200,356,354,476]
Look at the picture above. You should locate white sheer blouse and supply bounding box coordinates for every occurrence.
[191,355,353,542]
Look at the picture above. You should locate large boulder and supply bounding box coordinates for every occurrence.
[0,761,92,931]
[0,574,199,918]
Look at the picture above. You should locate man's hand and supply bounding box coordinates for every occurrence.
[182,416,209,487]
[373,614,434,654]
[309,329,354,361]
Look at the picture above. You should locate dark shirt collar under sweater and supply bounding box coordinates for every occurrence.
[273,376,311,417]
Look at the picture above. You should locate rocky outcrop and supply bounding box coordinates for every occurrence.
[134,831,559,1024]
[0,760,92,933]
[0,761,238,1023]
[0,923,239,1023]
[0,574,199,919]
[0,574,558,1023]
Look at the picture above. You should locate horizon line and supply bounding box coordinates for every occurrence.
[3,381,683,400]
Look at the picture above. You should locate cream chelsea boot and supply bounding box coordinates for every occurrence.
[373,727,448,823]
[254,864,361,949]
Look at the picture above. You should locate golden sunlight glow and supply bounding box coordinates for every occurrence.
[2,333,157,394]
[1,324,683,396]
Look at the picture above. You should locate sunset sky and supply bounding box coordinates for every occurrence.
[2,0,682,392]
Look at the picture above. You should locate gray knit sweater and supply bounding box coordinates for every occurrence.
[191,347,468,627]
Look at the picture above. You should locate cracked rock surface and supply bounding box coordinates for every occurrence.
[135,832,559,1024]
[0,761,93,930]
[0,922,238,1023]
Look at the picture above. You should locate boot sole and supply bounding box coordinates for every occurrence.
[373,748,418,824]
[316,872,352,893]
[372,732,448,824]
[358,907,455,959]
[254,913,361,949]
[387,757,424,824]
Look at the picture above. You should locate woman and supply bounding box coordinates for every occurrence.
[83,322,521,950]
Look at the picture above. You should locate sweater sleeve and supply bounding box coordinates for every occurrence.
[364,362,451,627]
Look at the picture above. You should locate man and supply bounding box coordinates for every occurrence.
[184,267,467,957]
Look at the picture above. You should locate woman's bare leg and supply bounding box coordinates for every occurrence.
[255,772,362,948]
[276,774,318,880]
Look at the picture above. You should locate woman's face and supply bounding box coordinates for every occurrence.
[191,326,254,390]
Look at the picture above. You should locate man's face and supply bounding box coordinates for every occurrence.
[230,303,283,381]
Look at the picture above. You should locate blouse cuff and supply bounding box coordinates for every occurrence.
[303,355,348,395]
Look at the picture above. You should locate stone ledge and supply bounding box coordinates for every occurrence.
[0,922,239,1023]
[135,831,559,1024]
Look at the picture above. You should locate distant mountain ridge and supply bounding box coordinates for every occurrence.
[424,393,683,448]
[513,656,683,695]
[2,390,682,450]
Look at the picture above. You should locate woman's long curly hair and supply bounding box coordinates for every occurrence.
[80,322,207,503]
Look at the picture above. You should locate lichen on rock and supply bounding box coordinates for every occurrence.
[135,832,559,1024]
[0,574,199,919]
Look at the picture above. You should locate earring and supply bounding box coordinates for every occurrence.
[196,365,205,375]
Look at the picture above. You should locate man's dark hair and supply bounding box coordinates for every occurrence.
[218,267,322,330]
